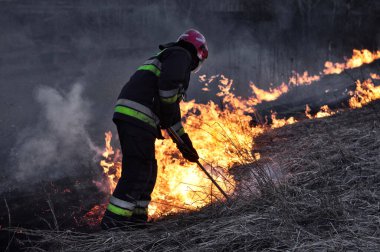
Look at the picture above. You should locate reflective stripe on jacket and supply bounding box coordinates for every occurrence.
[113,46,192,136]
[115,99,160,128]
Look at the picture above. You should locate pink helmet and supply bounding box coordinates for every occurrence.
[177,29,208,63]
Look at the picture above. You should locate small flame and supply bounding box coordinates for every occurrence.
[349,79,380,109]
[314,105,335,118]
[370,73,380,80]
[305,104,335,119]
[271,113,297,128]
[99,131,121,192]
[200,74,219,92]
[249,82,289,104]
[83,205,106,227]
[289,71,321,86]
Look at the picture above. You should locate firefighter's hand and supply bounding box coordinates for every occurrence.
[177,133,199,162]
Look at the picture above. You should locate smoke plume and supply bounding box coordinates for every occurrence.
[10,83,100,185]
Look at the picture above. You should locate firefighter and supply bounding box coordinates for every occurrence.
[101,29,208,229]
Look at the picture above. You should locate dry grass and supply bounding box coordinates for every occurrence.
[6,101,380,251]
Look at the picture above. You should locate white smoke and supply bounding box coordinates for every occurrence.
[11,83,100,183]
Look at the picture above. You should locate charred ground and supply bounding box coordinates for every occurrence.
[3,100,379,251]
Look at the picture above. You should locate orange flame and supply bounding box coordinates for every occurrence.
[98,131,121,192]
[314,105,335,118]
[86,49,380,224]
[305,104,336,119]
[323,49,380,75]
[349,79,380,109]
[370,73,380,80]
[249,82,289,105]
[289,71,321,86]
[270,113,297,128]
[97,76,267,219]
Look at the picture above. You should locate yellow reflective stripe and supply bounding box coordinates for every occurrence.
[143,59,162,69]
[114,106,156,128]
[109,196,135,210]
[160,95,179,104]
[159,88,180,104]
[170,122,185,136]
[137,64,161,77]
[107,203,133,217]
[116,99,159,124]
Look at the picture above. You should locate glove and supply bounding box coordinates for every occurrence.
[177,133,199,162]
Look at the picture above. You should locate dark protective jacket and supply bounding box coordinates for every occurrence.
[113,46,192,137]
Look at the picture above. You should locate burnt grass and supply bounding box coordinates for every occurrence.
[3,101,380,251]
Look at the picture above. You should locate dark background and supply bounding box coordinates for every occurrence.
[1,0,380,189]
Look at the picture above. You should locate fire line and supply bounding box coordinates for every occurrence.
[84,48,380,225]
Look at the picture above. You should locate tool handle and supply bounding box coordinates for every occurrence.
[167,127,184,145]
[167,127,229,200]
[167,127,195,157]
[196,161,229,200]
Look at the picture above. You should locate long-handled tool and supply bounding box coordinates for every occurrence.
[166,127,229,200]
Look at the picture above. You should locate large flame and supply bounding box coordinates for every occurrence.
[86,49,380,223]
[98,76,264,219]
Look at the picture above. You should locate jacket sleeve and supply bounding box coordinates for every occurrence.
[158,49,191,128]
[169,105,186,136]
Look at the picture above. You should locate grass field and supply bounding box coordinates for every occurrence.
[4,100,380,251]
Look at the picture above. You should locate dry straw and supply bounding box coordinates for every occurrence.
[5,101,380,251]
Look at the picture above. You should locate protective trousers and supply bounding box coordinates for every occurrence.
[102,120,157,227]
